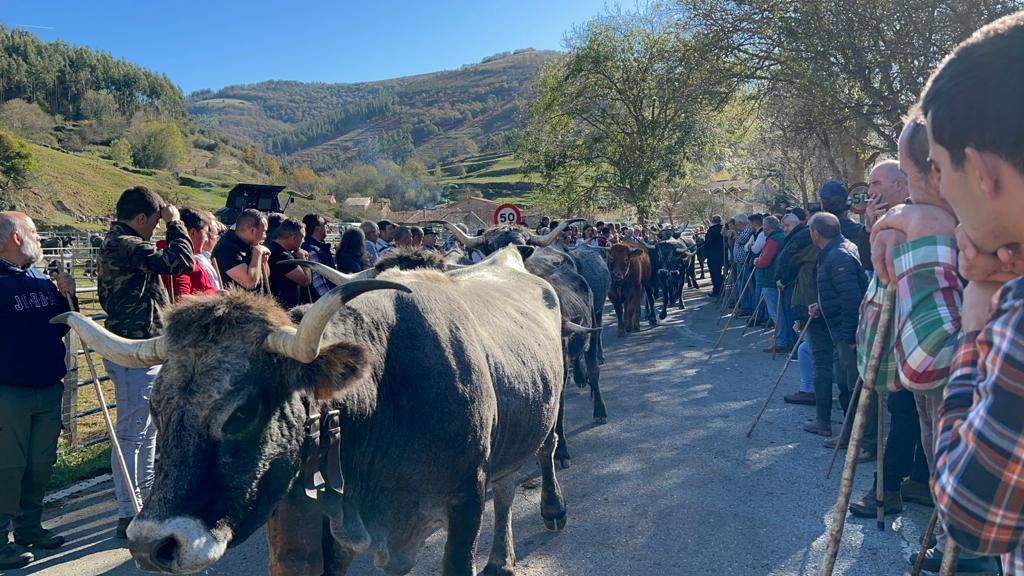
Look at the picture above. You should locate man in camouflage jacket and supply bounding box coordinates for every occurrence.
[97,186,193,535]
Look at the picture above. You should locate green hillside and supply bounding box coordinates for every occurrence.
[435,152,538,202]
[189,49,561,171]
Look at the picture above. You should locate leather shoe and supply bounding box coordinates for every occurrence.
[803,420,832,437]
[901,479,934,507]
[0,544,33,569]
[909,546,991,573]
[783,391,816,405]
[849,488,902,518]
[115,516,133,539]
[14,528,65,549]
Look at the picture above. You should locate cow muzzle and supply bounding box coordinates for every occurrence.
[127,516,229,574]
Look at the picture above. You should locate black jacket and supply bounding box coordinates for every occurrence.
[838,215,872,273]
[816,236,867,345]
[0,259,72,388]
[704,224,725,264]
[336,251,365,274]
[775,223,810,288]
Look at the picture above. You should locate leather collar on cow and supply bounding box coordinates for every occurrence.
[301,408,345,499]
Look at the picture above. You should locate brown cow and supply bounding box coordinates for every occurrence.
[607,242,656,336]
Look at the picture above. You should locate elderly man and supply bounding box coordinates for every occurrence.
[360,221,381,264]
[97,187,194,537]
[865,160,910,230]
[730,213,751,308]
[804,213,875,461]
[0,212,76,569]
[754,216,791,352]
[704,215,726,297]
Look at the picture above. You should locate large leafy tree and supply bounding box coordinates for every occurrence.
[0,130,36,210]
[518,7,739,222]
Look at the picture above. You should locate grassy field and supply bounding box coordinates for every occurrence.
[434,152,538,202]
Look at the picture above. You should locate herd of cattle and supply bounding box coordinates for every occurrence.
[54,219,705,575]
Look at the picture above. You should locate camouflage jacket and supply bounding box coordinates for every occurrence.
[98,220,194,339]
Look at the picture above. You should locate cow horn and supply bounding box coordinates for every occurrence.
[426,220,485,249]
[50,312,166,368]
[562,319,603,335]
[264,280,411,363]
[530,218,586,247]
[282,260,378,285]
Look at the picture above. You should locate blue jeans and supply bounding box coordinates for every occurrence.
[739,266,757,313]
[763,286,796,348]
[797,340,814,394]
[105,360,160,518]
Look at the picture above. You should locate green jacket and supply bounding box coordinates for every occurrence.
[791,241,820,317]
[97,220,194,339]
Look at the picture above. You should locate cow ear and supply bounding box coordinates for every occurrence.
[629,247,644,258]
[303,341,372,401]
[515,245,535,260]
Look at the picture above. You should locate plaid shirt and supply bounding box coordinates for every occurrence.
[306,246,333,300]
[893,235,963,393]
[856,275,900,391]
[734,226,753,264]
[934,278,1024,574]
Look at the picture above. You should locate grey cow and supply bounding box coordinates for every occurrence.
[55,247,567,576]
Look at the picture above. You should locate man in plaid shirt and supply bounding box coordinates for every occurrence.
[901,12,1024,574]
[869,114,989,572]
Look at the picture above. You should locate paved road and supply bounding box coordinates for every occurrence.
[12,281,998,575]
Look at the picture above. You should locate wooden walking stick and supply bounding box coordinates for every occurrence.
[747,319,812,438]
[876,390,886,531]
[709,267,756,359]
[819,296,894,576]
[939,538,959,576]
[743,291,766,336]
[912,510,939,576]
[66,294,142,515]
[825,377,863,479]
[772,286,783,359]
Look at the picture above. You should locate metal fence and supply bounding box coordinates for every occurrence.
[40,240,111,447]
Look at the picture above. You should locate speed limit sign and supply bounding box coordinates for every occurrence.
[848,182,869,215]
[493,203,522,226]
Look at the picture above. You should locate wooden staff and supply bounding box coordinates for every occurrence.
[709,267,756,359]
[66,294,142,515]
[261,260,271,296]
[747,319,812,438]
[876,390,886,531]
[819,295,894,576]
[717,266,735,319]
[825,377,863,479]
[772,286,782,359]
[912,511,939,576]
[939,539,959,576]
[743,291,767,337]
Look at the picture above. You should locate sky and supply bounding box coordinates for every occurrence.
[1,0,614,94]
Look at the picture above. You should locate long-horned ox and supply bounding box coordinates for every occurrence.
[54,246,567,576]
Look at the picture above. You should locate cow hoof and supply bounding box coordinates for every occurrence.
[544,513,568,531]
[594,416,607,425]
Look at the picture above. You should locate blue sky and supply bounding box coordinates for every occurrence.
[1,0,613,94]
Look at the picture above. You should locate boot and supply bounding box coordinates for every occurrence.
[14,527,65,549]
[0,543,33,569]
[901,479,934,507]
[784,391,816,405]
[849,488,902,518]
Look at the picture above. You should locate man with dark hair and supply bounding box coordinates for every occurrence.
[301,214,334,301]
[915,12,1024,574]
[410,226,424,247]
[97,186,193,537]
[704,215,725,297]
[171,208,218,297]
[268,218,311,309]
[377,219,396,254]
[0,212,76,568]
[536,216,550,234]
[804,212,874,460]
[213,208,268,291]
[790,206,807,223]
[361,221,381,264]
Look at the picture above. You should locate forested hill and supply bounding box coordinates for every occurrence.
[188,49,561,171]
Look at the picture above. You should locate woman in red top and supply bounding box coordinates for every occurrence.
[171,208,219,297]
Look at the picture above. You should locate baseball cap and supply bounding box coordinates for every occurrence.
[818,180,848,203]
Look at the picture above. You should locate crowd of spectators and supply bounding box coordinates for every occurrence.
[2,11,1023,575]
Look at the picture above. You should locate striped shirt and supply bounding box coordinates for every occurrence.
[934,278,1024,574]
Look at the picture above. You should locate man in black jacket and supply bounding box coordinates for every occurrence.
[0,212,76,568]
[819,180,873,272]
[704,215,725,297]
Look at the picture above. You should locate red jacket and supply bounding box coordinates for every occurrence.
[172,261,218,297]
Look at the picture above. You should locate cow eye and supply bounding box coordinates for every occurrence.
[223,399,260,435]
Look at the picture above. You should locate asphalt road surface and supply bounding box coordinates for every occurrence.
[11,279,1000,576]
